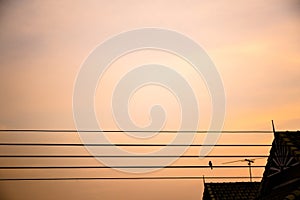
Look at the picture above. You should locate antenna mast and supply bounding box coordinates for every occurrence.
[271,120,276,133]
[245,159,254,182]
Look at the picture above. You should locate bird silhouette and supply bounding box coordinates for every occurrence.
[209,161,213,170]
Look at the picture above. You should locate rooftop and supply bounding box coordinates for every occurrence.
[203,182,260,200]
[276,131,300,161]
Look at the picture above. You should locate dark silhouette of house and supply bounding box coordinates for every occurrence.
[202,131,300,200]
[257,131,300,199]
[203,182,260,199]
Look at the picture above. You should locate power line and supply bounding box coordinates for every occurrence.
[0,155,269,158]
[0,176,263,181]
[0,143,272,147]
[0,129,272,185]
[0,165,266,169]
[0,129,273,133]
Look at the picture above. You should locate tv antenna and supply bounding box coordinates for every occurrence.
[222,158,264,182]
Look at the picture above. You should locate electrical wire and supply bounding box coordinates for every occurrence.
[0,143,272,146]
[0,176,263,181]
[0,155,270,158]
[0,129,273,133]
[0,165,266,169]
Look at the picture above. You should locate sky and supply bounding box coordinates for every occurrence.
[0,0,300,200]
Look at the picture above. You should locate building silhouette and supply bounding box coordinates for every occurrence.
[203,182,260,199]
[257,131,300,199]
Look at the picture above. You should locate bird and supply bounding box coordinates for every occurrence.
[209,161,213,170]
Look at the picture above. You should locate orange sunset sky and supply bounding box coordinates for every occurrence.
[0,0,300,200]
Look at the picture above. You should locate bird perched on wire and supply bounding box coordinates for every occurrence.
[209,161,213,170]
